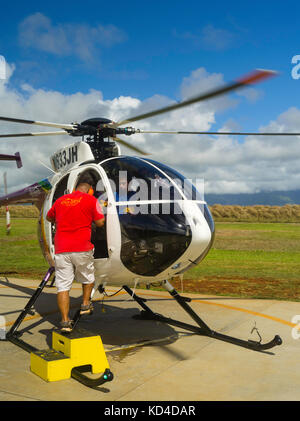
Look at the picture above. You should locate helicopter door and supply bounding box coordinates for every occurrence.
[48,173,70,249]
[66,166,109,259]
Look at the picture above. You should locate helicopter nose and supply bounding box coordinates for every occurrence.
[174,203,214,275]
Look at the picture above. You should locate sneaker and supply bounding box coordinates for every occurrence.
[80,302,94,315]
[60,320,73,333]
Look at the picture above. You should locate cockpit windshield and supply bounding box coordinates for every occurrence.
[142,158,204,201]
[100,157,192,276]
[100,156,184,204]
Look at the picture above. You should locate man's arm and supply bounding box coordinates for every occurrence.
[93,198,105,228]
[46,204,56,224]
[94,217,105,228]
[46,215,55,223]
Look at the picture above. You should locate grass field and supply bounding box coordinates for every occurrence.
[1,217,300,301]
[173,222,300,301]
[0,218,48,279]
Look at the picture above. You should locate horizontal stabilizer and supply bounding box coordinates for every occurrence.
[0,178,52,209]
[0,152,23,169]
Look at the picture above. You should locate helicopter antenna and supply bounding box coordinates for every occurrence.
[38,159,56,174]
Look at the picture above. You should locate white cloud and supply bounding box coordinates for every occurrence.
[19,13,127,62]
[173,24,236,51]
[1,63,300,196]
[201,24,235,51]
[180,67,239,112]
[236,87,263,103]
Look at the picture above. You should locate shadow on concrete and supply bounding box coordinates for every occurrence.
[0,278,179,353]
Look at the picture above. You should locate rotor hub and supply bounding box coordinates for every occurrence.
[78,118,119,161]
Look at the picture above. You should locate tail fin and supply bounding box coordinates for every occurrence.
[15,152,22,169]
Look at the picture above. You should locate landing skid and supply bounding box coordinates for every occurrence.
[123,281,282,352]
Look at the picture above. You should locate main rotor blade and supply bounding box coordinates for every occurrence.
[0,131,68,138]
[0,116,75,130]
[136,130,300,136]
[116,69,277,126]
[113,137,149,155]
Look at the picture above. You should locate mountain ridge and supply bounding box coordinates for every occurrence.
[205,189,300,206]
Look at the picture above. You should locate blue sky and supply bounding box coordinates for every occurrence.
[2,1,299,124]
[1,0,300,194]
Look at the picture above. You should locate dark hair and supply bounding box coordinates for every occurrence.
[77,173,94,186]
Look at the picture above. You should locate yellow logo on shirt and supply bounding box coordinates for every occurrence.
[61,197,83,207]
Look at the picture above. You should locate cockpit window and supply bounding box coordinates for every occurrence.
[100,157,192,275]
[142,157,215,239]
[100,156,184,203]
[52,174,69,204]
[119,211,192,276]
[142,158,204,201]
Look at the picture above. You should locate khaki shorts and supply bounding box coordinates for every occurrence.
[54,250,95,292]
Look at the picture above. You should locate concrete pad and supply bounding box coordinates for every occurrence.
[0,277,299,401]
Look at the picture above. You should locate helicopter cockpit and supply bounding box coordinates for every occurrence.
[99,156,209,277]
[46,154,214,280]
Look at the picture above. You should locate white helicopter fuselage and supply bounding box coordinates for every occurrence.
[0,70,282,290]
[38,141,214,288]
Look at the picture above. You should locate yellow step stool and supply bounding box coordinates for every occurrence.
[30,328,110,382]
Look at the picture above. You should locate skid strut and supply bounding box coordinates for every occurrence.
[4,267,113,387]
[6,267,56,353]
[123,281,282,352]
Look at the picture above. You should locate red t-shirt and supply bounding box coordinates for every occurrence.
[47,191,104,254]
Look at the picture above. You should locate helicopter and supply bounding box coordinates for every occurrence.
[0,68,296,386]
[0,68,289,288]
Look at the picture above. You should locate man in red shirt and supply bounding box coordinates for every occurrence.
[47,173,104,332]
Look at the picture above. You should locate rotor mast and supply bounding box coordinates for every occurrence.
[78,118,119,161]
[74,117,139,161]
